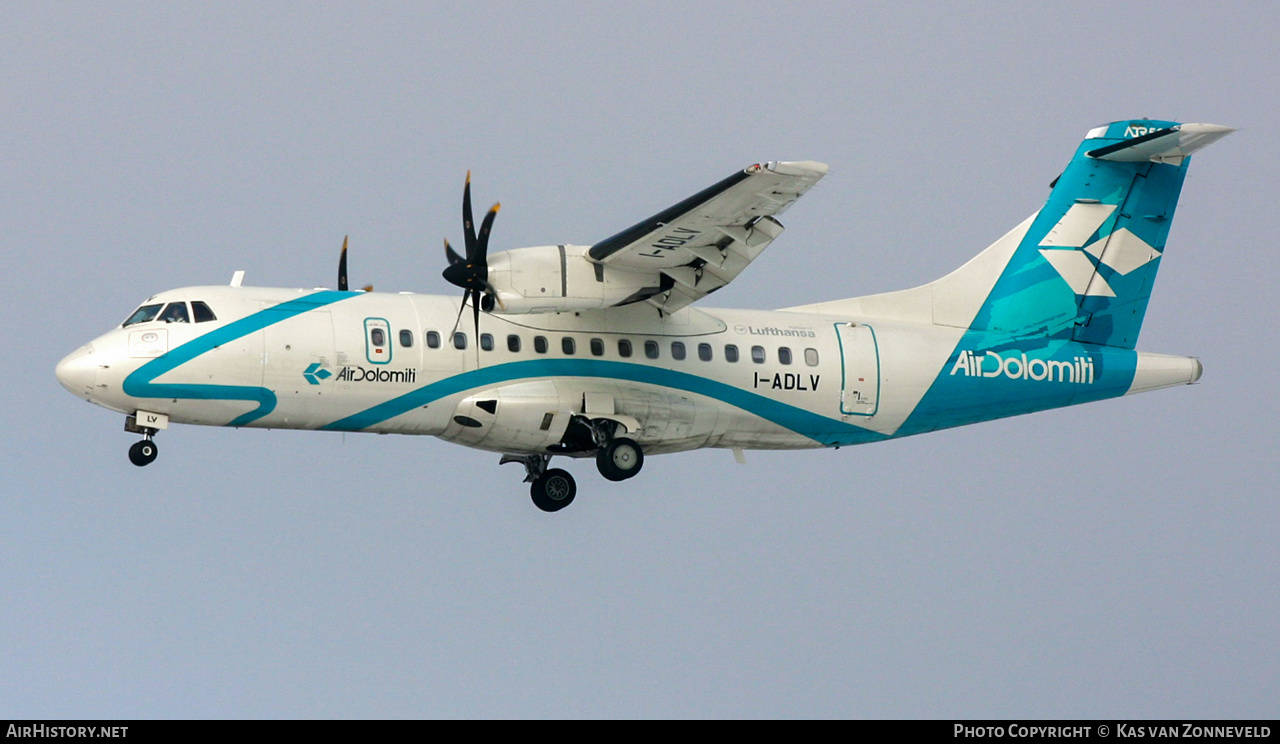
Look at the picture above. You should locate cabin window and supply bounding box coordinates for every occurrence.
[399,330,414,347]
[805,348,819,366]
[698,343,712,362]
[534,336,548,354]
[426,331,441,349]
[670,341,686,360]
[480,333,494,351]
[778,347,793,365]
[725,344,740,363]
[453,332,467,350]
[191,301,217,323]
[590,338,604,357]
[562,337,576,355]
[618,339,633,358]
[159,302,190,323]
[370,328,386,346]
[751,345,766,364]
[644,340,660,359]
[122,303,163,327]
[507,334,521,353]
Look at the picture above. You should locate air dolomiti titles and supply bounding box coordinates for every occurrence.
[949,350,1096,384]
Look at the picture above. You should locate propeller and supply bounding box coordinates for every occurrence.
[442,171,502,338]
[337,235,372,292]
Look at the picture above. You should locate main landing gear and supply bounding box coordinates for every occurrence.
[502,454,578,512]
[501,422,646,512]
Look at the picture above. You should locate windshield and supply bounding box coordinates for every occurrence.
[122,303,163,327]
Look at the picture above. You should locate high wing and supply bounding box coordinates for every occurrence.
[587,160,828,313]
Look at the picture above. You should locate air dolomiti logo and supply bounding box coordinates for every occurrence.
[303,363,417,385]
[949,350,1095,384]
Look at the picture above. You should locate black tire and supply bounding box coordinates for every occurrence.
[128,440,158,467]
[597,437,644,482]
[531,468,576,512]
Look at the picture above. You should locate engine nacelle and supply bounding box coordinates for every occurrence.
[485,244,661,314]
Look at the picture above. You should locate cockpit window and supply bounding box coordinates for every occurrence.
[158,302,190,323]
[122,303,163,327]
[191,301,217,323]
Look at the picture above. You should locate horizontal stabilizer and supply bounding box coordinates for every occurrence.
[1087,123,1234,165]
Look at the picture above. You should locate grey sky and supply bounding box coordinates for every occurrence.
[4,2,1276,717]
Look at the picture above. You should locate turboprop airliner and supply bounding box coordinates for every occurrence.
[56,119,1232,511]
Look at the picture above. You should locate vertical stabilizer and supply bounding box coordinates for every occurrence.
[782,121,1231,349]
[970,120,1232,348]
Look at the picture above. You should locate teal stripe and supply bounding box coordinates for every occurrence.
[123,291,356,426]
[321,359,887,447]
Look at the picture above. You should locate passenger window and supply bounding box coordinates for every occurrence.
[507,334,521,353]
[725,344,740,363]
[779,347,793,365]
[590,338,604,357]
[751,346,766,364]
[562,337,576,355]
[644,340,660,359]
[426,331,441,349]
[122,303,163,327]
[805,348,819,366]
[618,339,633,358]
[534,336,548,354]
[698,343,712,362]
[481,333,494,351]
[159,302,190,323]
[191,301,217,323]
[399,330,414,348]
[370,328,386,346]
[453,332,467,350]
[671,341,686,360]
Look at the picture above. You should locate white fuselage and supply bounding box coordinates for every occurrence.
[57,283,986,457]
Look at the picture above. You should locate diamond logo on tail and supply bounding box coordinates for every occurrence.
[1038,205,1161,297]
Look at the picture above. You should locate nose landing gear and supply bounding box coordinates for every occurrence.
[124,412,161,467]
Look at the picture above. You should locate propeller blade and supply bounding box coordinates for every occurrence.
[338,235,349,292]
[444,238,465,266]
[462,171,476,260]
[479,278,506,311]
[471,288,481,341]
[449,292,469,338]
[476,203,500,259]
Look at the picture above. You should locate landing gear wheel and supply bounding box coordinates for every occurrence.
[128,439,158,467]
[531,468,577,512]
[597,437,644,482]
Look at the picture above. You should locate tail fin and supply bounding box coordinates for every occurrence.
[786,120,1232,348]
[978,120,1232,347]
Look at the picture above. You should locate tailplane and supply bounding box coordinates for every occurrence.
[786,120,1233,348]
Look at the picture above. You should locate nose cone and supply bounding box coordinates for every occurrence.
[56,344,98,399]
